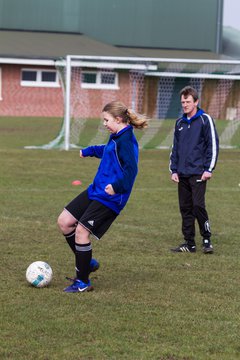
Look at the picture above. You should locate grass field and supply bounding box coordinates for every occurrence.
[0,117,240,360]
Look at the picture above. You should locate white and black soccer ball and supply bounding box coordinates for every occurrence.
[26,261,53,288]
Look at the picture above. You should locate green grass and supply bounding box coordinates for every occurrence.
[0,117,240,360]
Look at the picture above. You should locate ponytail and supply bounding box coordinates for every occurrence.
[102,101,149,130]
[126,108,148,130]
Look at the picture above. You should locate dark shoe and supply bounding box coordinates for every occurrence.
[202,239,214,254]
[171,243,196,253]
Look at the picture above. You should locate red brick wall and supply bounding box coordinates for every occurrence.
[0,65,132,117]
[0,65,64,117]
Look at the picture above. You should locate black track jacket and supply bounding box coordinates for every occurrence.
[169,108,219,176]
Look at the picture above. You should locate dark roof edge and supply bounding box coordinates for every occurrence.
[116,45,213,52]
[0,28,83,35]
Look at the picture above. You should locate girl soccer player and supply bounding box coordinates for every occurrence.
[57,100,148,292]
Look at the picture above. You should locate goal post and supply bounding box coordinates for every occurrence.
[64,54,72,151]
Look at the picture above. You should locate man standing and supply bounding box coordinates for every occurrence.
[170,86,219,254]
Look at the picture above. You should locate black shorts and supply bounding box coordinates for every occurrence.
[64,189,118,240]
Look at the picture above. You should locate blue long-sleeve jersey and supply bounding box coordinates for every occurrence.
[82,125,139,214]
[169,108,219,176]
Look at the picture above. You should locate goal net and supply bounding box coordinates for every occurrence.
[25,56,240,150]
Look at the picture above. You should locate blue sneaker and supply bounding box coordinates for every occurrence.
[64,279,93,293]
[90,258,100,272]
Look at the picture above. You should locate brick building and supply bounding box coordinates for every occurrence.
[1,29,233,119]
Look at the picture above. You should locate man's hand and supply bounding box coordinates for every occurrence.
[171,173,179,183]
[105,184,115,195]
[201,171,212,181]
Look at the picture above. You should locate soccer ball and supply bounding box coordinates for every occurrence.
[26,261,53,288]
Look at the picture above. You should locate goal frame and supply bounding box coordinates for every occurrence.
[57,55,240,150]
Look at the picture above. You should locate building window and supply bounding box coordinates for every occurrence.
[21,69,60,87]
[81,71,119,89]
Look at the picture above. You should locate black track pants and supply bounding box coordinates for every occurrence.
[178,176,211,245]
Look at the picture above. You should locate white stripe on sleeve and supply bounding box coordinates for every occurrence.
[203,113,217,171]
